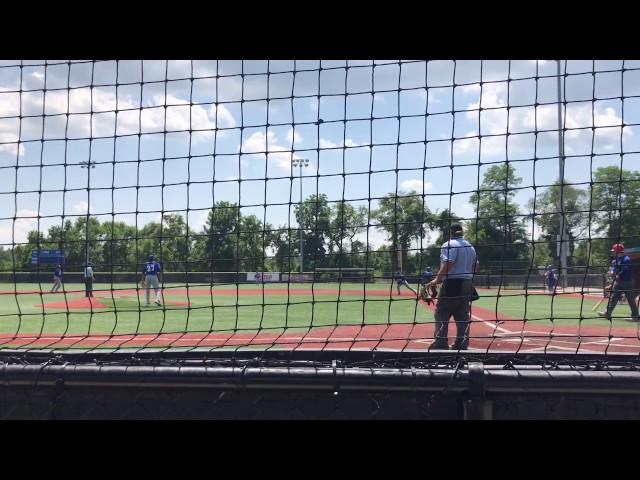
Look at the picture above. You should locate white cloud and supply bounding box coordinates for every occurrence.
[401,179,433,192]
[242,131,283,154]
[453,131,479,155]
[0,209,39,245]
[286,127,303,147]
[458,82,632,158]
[319,138,338,149]
[460,84,481,95]
[241,130,305,170]
[72,201,94,214]
[411,88,447,104]
[319,138,361,149]
[0,134,24,156]
[0,93,24,156]
[0,88,237,148]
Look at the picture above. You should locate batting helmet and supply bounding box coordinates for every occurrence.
[611,243,625,254]
[148,254,155,261]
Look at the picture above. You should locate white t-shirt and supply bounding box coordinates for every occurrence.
[84,266,94,278]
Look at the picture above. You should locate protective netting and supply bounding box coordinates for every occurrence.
[0,59,639,361]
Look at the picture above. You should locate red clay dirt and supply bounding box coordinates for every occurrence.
[36,297,108,309]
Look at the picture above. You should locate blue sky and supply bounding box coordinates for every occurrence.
[0,60,638,248]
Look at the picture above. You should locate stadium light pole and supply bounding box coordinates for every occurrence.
[292,158,309,274]
[556,60,568,290]
[79,160,96,267]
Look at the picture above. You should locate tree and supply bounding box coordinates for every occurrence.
[416,208,462,270]
[99,220,137,272]
[294,194,332,270]
[267,225,296,272]
[203,201,241,271]
[133,221,162,268]
[368,244,394,274]
[0,247,12,271]
[238,215,266,271]
[588,166,640,268]
[328,201,368,268]
[528,181,587,270]
[157,214,194,272]
[466,164,529,271]
[373,191,433,272]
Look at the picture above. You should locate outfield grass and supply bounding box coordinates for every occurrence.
[473,290,631,324]
[0,282,632,338]
[0,282,432,336]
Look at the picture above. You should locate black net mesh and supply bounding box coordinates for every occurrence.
[0,60,639,418]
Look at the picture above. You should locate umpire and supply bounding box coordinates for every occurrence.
[84,262,95,298]
[427,224,478,350]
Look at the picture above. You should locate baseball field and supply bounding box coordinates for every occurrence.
[0,281,638,353]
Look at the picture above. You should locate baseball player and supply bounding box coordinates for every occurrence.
[598,243,639,321]
[419,267,434,298]
[394,270,416,296]
[544,265,556,295]
[50,264,63,293]
[139,254,162,306]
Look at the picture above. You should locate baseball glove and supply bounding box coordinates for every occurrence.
[420,284,438,305]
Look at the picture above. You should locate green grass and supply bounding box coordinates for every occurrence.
[0,282,433,336]
[474,289,635,326]
[0,282,631,338]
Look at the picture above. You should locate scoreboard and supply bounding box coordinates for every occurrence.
[31,249,65,265]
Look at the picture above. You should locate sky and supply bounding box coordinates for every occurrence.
[0,59,638,249]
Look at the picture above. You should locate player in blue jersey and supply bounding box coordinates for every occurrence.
[418,266,434,300]
[139,254,162,306]
[544,265,556,295]
[599,243,639,321]
[50,264,63,293]
[393,270,416,296]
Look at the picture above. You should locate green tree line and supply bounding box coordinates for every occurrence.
[1,166,637,274]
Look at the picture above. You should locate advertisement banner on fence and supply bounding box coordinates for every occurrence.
[247,272,280,282]
[282,273,314,283]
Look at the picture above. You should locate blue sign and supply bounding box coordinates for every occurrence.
[31,249,65,265]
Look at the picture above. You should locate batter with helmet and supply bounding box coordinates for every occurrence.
[139,254,162,306]
[598,243,639,321]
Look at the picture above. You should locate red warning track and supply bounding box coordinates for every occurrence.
[2,291,639,354]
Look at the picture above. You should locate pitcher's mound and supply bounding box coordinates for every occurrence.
[37,297,108,310]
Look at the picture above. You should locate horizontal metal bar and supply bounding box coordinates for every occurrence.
[3,363,640,395]
[2,348,640,365]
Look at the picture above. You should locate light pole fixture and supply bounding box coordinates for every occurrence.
[291,158,309,274]
[79,160,96,266]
